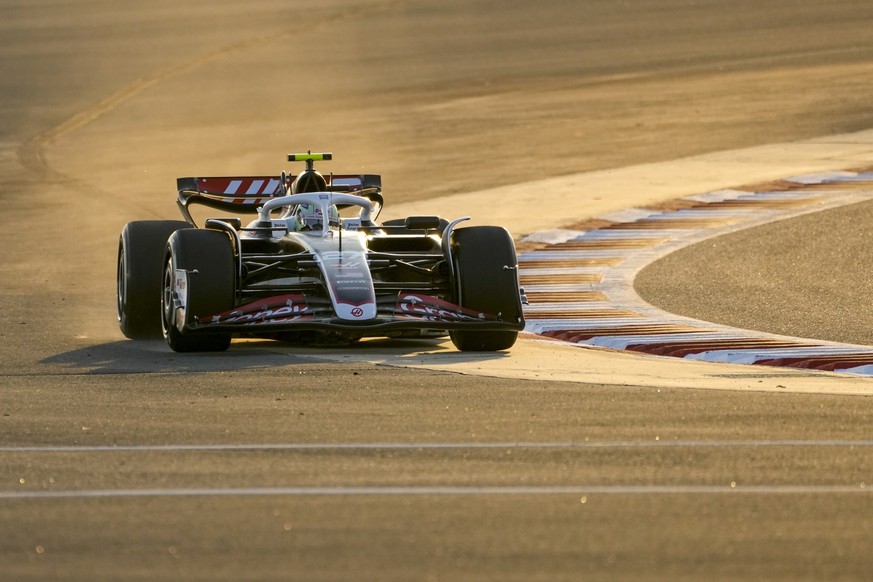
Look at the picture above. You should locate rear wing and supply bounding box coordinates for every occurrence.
[176,174,382,224]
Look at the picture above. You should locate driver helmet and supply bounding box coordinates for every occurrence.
[292,204,339,230]
[291,169,327,194]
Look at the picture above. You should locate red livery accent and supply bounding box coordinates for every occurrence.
[395,293,495,322]
[206,294,312,326]
[196,177,284,197]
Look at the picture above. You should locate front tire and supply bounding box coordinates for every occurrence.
[117,220,191,339]
[449,226,523,351]
[161,229,235,352]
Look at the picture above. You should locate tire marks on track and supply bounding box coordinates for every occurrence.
[16,0,411,180]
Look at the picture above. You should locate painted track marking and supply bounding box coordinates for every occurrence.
[522,171,873,376]
[2,484,872,500]
[4,440,873,453]
[5,440,871,499]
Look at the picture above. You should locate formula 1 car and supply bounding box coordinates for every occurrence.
[117,152,525,352]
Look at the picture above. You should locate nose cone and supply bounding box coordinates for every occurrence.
[316,249,378,321]
[334,302,377,321]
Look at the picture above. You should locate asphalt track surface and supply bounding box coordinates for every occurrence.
[4,1,873,580]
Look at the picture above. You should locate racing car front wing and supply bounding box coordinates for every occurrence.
[179,292,524,335]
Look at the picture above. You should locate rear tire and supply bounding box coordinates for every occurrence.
[449,226,523,351]
[117,220,191,339]
[161,229,234,352]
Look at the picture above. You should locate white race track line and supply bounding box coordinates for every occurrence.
[3,440,873,453]
[4,440,872,499]
[3,485,871,500]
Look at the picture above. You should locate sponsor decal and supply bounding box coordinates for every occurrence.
[330,177,363,190]
[172,270,189,330]
[206,294,313,326]
[350,307,365,318]
[173,269,188,315]
[395,294,495,322]
[173,270,187,296]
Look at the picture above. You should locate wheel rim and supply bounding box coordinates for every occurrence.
[161,257,175,337]
[116,247,126,323]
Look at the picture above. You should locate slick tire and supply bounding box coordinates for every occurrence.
[449,226,523,351]
[161,229,234,352]
[117,220,191,339]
